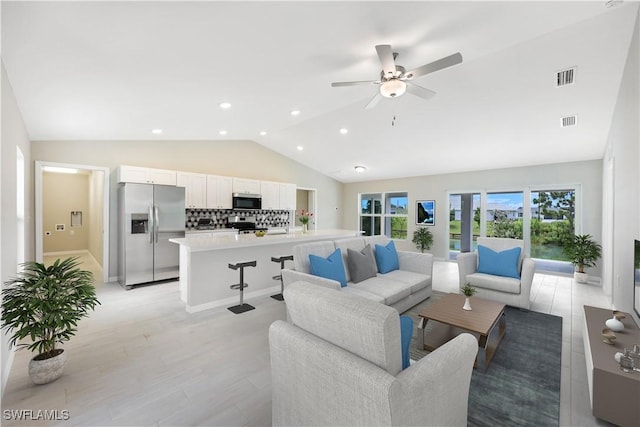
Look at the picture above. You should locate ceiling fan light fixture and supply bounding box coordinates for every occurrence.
[380,79,406,98]
[354,165,366,173]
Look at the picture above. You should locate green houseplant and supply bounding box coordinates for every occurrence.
[412,227,434,253]
[563,234,602,284]
[460,283,476,311]
[1,257,100,384]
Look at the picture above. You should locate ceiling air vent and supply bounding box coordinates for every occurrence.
[556,67,576,87]
[561,115,578,128]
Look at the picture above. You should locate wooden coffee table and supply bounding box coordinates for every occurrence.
[417,293,506,370]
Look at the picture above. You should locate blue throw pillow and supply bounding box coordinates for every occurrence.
[309,249,348,287]
[477,245,521,279]
[400,315,413,370]
[375,241,400,274]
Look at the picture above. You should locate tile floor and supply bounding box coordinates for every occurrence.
[0,254,616,426]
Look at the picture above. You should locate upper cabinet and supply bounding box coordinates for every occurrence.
[117,165,177,186]
[232,178,261,194]
[260,181,280,210]
[279,183,297,211]
[206,175,233,209]
[177,172,207,208]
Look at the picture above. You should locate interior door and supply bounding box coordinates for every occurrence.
[153,185,185,281]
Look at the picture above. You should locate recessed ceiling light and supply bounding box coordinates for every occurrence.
[259,131,267,136]
[354,165,366,173]
[290,110,301,116]
[296,146,304,151]
[43,166,79,174]
[219,102,231,109]
[339,128,348,135]
[151,129,163,134]
[219,130,228,135]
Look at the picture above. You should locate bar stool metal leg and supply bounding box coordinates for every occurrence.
[228,260,257,314]
[270,255,293,301]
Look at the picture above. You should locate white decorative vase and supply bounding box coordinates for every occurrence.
[302,223,308,233]
[605,315,624,332]
[574,272,589,284]
[463,297,472,311]
[28,349,66,385]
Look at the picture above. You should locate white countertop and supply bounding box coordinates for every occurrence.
[170,229,360,252]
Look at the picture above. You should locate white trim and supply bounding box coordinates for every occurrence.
[35,161,110,283]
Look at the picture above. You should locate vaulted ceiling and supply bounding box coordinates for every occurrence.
[2,1,638,182]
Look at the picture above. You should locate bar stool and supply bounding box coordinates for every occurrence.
[270,255,294,301]
[228,260,257,314]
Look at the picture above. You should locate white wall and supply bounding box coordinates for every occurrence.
[603,8,640,326]
[1,63,34,394]
[30,140,344,279]
[342,159,603,268]
[88,170,104,267]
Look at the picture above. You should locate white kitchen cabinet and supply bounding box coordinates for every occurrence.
[207,175,233,209]
[260,181,280,210]
[279,183,297,211]
[117,165,177,186]
[232,177,261,194]
[177,172,207,208]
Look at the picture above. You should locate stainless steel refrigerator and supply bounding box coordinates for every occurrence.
[118,183,185,289]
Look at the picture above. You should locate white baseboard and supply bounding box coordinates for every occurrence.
[186,285,281,313]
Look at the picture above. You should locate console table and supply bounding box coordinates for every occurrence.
[582,306,640,426]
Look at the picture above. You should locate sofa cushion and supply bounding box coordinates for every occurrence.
[334,237,366,282]
[467,272,521,294]
[347,245,378,284]
[381,269,430,293]
[374,241,400,274]
[341,287,385,304]
[294,241,336,274]
[309,248,347,287]
[350,276,412,305]
[477,245,521,279]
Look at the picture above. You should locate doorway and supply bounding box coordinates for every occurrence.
[35,161,110,283]
[295,187,317,230]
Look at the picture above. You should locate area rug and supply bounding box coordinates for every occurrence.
[404,292,562,427]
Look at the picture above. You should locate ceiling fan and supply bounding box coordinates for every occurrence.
[331,45,462,109]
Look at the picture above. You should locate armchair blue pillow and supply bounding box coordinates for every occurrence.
[374,241,400,274]
[477,245,521,279]
[309,248,348,287]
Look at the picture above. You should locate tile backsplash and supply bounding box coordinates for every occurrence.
[185,208,291,230]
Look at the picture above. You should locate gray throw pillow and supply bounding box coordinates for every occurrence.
[347,244,378,284]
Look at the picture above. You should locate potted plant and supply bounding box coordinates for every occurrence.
[1,257,100,384]
[461,283,476,310]
[297,209,313,233]
[563,234,602,284]
[412,227,434,253]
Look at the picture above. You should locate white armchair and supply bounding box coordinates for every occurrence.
[270,281,478,427]
[457,237,535,310]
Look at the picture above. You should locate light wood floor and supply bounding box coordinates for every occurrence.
[1,254,614,426]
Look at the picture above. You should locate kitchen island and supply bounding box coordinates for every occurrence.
[170,229,360,312]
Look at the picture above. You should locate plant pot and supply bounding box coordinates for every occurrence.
[28,349,66,385]
[574,272,589,284]
[463,297,472,311]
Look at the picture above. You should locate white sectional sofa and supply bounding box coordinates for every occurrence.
[281,235,433,313]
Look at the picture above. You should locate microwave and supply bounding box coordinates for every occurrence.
[232,193,262,210]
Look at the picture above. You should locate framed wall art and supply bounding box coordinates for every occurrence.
[416,200,435,225]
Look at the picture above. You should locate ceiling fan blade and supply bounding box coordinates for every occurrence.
[331,80,379,87]
[404,52,463,80]
[375,44,396,77]
[406,82,437,100]
[365,92,383,109]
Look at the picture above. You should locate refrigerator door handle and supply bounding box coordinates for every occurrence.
[154,204,159,243]
[148,205,154,244]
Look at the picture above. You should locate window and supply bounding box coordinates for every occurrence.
[530,189,575,261]
[359,192,408,239]
[486,192,524,239]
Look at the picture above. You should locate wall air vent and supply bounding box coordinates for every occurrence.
[556,67,576,87]
[561,115,578,128]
